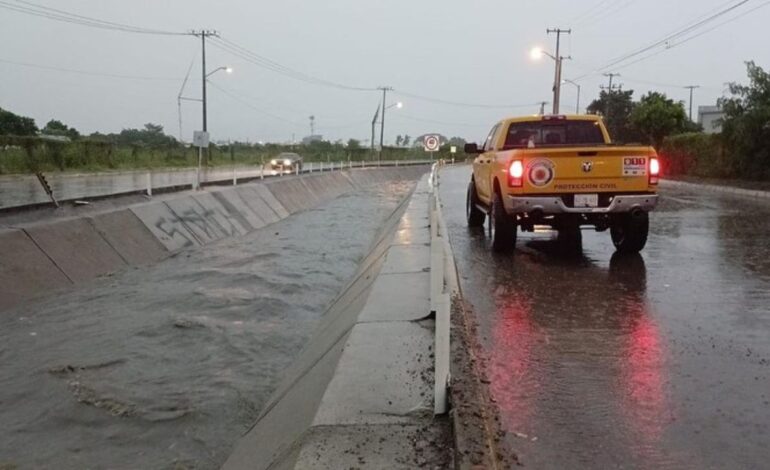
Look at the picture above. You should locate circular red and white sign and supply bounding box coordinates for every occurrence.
[424,135,440,152]
[528,160,555,187]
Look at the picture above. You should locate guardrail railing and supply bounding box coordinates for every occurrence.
[0,159,436,211]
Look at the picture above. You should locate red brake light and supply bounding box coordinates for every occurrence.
[649,157,660,184]
[508,160,523,187]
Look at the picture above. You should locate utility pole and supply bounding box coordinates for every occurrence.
[601,72,621,124]
[547,28,571,115]
[378,86,393,164]
[371,104,380,154]
[684,85,700,121]
[191,29,219,164]
[309,115,316,136]
[538,101,549,115]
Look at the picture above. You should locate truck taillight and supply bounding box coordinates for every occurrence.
[508,160,524,187]
[649,157,660,185]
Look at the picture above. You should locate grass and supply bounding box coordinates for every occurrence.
[0,143,444,175]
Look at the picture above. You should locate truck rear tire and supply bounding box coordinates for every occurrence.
[466,181,486,227]
[611,212,649,253]
[491,191,516,253]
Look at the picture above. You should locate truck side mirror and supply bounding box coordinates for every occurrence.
[464,143,482,154]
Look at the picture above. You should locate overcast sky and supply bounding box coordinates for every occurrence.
[0,0,767,144]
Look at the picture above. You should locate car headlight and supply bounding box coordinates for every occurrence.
[270,159,277,165]
[283,159,292,166]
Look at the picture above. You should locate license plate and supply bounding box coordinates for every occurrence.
[575,194,599,208]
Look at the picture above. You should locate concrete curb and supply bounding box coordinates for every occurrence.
[660,178,770,200]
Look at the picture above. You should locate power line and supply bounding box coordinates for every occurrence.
[209,36,377,92]
[207,81,302,126]
[576,0,636,27]
[664,0,770,49]
[0,0,188,35]
[391,90,538,110]
[392,113,493,128]
[571,0,755,81]
[0,57,184,81]
[600,0,751,71]
[570,0,614,25]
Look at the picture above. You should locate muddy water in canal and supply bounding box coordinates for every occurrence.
[441,166,770,470]
[0,181,414,469]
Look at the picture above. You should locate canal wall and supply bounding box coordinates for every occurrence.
[222,172,452,470]
[0,166,428,311]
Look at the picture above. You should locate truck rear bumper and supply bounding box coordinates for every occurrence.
[505,194,658,215]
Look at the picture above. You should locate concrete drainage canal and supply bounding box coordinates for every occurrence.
[0,167,452,469]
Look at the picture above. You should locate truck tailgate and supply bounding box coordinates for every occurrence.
[518,147,653,194]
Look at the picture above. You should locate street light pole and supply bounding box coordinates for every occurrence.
[377,86,393,164]
[562,79,581,114]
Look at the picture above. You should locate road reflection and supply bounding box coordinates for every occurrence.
[481,235,671,466]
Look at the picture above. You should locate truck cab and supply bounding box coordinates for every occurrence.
[466,115,659,253]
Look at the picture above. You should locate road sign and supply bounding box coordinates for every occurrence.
[193,131,210,148]
[424,135,441,152]
[450,146,457,154]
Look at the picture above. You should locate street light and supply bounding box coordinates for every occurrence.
[206,66,233,78]
[530,46,568,114]
[562,79,581,114]
[530,47,555,61]
[372,101,404,154]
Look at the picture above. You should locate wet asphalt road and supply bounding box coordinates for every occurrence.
[440,165,770,470]
[0,181,414,469]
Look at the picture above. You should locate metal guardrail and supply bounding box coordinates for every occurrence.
[0,159,434,211]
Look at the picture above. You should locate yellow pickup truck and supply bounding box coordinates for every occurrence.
[465,114,659,253]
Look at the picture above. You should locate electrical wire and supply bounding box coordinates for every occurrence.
[207,81,302,126]
[391,90,540,110]
[0,57,185,81]
[600,0,751,71]
[0,0,188,35]
[570,0,615,26]
[210,36,377,92]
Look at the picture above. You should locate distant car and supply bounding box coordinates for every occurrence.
[269,153,303,175]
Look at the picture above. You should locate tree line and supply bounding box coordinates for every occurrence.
[584,62,768,180]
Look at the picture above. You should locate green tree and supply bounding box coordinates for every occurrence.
[719,61,770,179]
[346,138,361,149]
[0,107,38,136]
[586,89,638,143]
[116,123,176,147]
[630,92,690,149]
[402,134,411,147]
[42,119,80,140]
[395,135,403,146]
[448,136,467,147]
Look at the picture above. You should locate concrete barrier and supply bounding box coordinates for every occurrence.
[1,166,431,312]
[163,198,229,244]
[0,228,71,310]
[130,201,201,251]
[212,188,266,231]
[23,217,127,283]
[249,185,290,220]
[191,193,249,237]
[88,209,168,266]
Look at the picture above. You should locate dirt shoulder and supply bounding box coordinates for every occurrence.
[450,296,519,469]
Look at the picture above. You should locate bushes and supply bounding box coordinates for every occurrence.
[660,133,729,178]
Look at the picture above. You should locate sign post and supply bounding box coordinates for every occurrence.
[424,134,441,162]
[193,131,210,190]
